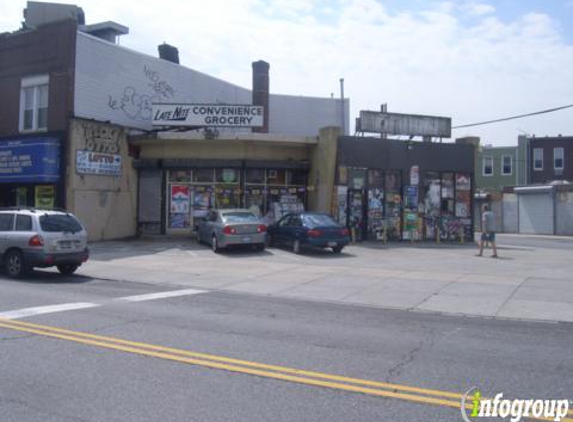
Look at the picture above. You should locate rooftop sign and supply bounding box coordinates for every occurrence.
[357,111,452,138]
[152,103,264,127]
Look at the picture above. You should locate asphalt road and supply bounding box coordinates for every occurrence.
[1,273,572,422]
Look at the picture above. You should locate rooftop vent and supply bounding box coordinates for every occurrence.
[158,43,179,64]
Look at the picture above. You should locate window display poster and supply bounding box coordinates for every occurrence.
[404,186,418,211]
[402,211,418,240]
[35,185,55,209]
[169,213,188,229]
[455,190,471,217]
[170,185,190,213]
[456,173,471,190]
[367,188,383,238]
[409,165,419,186]
[337,186,348,225]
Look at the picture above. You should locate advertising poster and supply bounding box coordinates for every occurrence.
[337,186,347,225]
[456,173,471,190]
[367,188,383,239]
[409,165,419,186]
[169,213,188,229]
[170,185,190,213]
[404,186,418,211]
[402,212,418,240]
[35,185,55,209]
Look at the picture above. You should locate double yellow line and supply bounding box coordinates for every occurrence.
[0,317,571,422]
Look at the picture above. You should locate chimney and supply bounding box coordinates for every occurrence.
[158,43,179,64]
[252,60,269,133]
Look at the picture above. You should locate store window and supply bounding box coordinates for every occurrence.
[246,168,265,184]
[216,168,239,183]
[482,156,493,176]
[554,148,564,170]
[20,75,49,132]
[169,170,192,182]
[455,173,471,218]
[267,169,286,185]
[502,155,512,175]
[441,173,454,215]
[368,169,384,188]
[534,148,543,171]
[286,169,307,186]
[193,168,214,183]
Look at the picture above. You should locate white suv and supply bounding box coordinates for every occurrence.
[0,208,89,278]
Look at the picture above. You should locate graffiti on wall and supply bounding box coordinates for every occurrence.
[108,66,176,122]
[144,65,175,98]
[81,122,121,154]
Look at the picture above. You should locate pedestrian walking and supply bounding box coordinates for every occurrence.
[477,204,498,258]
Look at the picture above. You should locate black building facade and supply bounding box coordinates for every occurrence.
[334,136,475,242]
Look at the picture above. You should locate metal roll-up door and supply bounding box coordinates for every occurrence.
[517,188,554,235]
[138,169,163,234]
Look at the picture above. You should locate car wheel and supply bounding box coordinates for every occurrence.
[5,250,30,278]
[211,235,221,253]
[57,264,79,275]
[255,243,265,252]
[292,239,301,254]
[332,246,344,254]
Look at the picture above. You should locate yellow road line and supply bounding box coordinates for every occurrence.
[0,317,461,399]
[0,318,571,422]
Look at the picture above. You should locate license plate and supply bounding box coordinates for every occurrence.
[242,236,252,243]
[327,242,337,247]
[59,241,71,249]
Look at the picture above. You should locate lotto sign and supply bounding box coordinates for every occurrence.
[76,150,121,176]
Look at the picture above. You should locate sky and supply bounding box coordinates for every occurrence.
[1,0,572,146]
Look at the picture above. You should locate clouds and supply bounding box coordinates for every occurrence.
[1,0,572,145]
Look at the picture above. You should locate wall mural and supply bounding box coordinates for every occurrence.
[107,66,176,122]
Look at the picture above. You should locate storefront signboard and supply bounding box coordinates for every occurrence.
[152,103,264,127]
[76,150,122,176]
[0,137,60,183]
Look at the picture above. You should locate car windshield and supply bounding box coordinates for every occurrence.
[40,214,83,233]
[222,212,259,223]
[302,214,338,228]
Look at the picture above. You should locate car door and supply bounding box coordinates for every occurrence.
[288,215,305,245]
[0,213,15,255]
[273,214,293,245]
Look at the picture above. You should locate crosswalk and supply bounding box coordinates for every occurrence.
[0,288,207,320]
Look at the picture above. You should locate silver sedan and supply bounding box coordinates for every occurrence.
[196,209,267,253]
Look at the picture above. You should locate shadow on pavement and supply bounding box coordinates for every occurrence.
[0,268,95,284]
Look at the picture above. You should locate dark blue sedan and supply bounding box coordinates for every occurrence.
[267,212,350,254]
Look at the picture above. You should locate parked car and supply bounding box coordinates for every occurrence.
[0,208,89,278]
[196,209,267,253]
[267,212,350,254]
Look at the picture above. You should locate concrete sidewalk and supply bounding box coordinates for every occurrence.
[75,235,573,324]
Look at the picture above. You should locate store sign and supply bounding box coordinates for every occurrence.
[0,137,60,183]
[76,150,122,176]
[152,103,264,127]
[357,111,451,138]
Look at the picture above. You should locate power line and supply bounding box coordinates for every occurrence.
[452,103,573,129]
